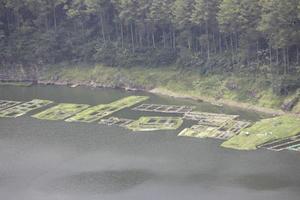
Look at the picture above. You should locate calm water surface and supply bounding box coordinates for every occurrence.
[0,85,299,200]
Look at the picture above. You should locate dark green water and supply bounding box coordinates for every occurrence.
[0,85,299,200]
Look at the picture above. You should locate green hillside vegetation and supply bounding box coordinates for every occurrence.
[41,64,295,111]
[1,0,300,112]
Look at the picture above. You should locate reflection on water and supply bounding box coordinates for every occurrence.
[233,173,300,191]
[43,170,156,194]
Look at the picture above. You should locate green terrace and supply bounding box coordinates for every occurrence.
[65,96,149,123]
[32,103,90,120]
[0,99,53,118]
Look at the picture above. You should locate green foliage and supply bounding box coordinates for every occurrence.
[222,115,300,150]
[0,0,300,96]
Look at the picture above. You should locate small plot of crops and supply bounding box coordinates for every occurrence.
[66,96,148,123]
[126,116,183,131]
[0,100,22,111]
[32,103,90,120]
[0,99,53,118]
[221,115,300,150]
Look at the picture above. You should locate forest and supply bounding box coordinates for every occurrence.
[1,0,300,91]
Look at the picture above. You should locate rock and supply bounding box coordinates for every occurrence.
[281,96,299,111]
[70,84,79,88]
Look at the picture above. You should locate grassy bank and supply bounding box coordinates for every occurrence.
[39,64,300,115]
[221,115,300,150]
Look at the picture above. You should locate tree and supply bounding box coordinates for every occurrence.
[258,0,300,73]
[191,0,220,59]
[172,0,194,49]
[218,0,261,65]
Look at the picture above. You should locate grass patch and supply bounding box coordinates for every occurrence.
[32,103,90,120]
[221,115,300,150]
[65,96,148,123]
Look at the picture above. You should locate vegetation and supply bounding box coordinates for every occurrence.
[66,96,148,123]
[221,115,300,150]
[33,103,90,120]
[41,64,294,113]
[1,0,300,110]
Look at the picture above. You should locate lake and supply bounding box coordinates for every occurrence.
[0,85,299,200]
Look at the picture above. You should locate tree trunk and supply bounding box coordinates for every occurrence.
[146,23,150,47]
[139,29,143,47]
[287,47,289,72]
[269,45,272,67]
[297,46,299,65]
[5,9,10,36]
[276,48,279,65]
[206,20,210,60]
[256,40,259,69]
[163,30,166,48]
[218,32,222,53]
[172,30,176,49]
[100,14,106,45]
[224,34,228,50]
[152,31,155,48]
[212,31,216,54]
[235,32,239,51]
[120,23,124,48]
[130,23,135,52]
[53,4,57,33]
[230,33,234,51]
[283,48,287,75]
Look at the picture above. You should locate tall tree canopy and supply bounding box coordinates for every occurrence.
[1,0,300,76]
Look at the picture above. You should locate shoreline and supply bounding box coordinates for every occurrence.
[0,79,286,116]
[0,66,300,117]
